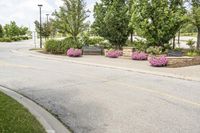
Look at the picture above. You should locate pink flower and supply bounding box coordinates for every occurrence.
[67,48,82,57]
[148,56,168,67]
[132,52,148,60]
[106,50,123,58]
[106,50,120,58]
[116,50,123,56]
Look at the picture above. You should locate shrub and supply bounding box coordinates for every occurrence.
[163,43,172,50]
[146,46,163,55]
[45,37,80,54]
[99,40,112,49]
[132,52,148,60]
[0,37,12,42]
[87,36,104,45]
[128,39,148,52]
[174,48,183,52]
[106,50,120,58]
[67,48,82,57]
[186,50,200,56]
[149,56,168,67]
[0,36,29,42]
[45,39,60,54]
[11,37,21,41]
[20,36,29,40]
[186,39,195,49]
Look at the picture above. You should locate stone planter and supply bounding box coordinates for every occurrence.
[104,49,109,56]
[123,47,134,57]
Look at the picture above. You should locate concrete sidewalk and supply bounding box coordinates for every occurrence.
[19,49,200,82]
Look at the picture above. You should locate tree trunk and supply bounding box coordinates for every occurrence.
[130,31,133,43]
[172,36,176,49]
[178,30,180,45]
[197,28,200,50]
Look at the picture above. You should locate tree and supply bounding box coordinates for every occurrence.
[8,21,20,37]
[181,23,198,33]
[131,0,187,47]
[34,21,52,39]
[188,0,200,49]
[53,0,89,47]
[92,0,129,49]
[19,26,28,36]
[0,24,3,38]
[3,21,20,37]
[4,24,10,37]
[127,0,134,42]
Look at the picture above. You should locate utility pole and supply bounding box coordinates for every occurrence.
[38,4,43,48]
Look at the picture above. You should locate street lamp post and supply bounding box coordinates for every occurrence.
[46,14,49,23]
[38,4,43,48]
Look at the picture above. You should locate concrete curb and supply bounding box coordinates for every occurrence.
[12,49,200,82]
[0,85,71,133]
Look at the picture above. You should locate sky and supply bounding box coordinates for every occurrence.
[0,0,99,31]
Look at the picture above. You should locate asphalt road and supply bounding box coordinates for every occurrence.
[0,40,200,133]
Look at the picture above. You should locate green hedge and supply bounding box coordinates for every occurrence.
[0,36,29,42]
[87,36,105,45]
[45,37,78,54]
[0,37,12,42]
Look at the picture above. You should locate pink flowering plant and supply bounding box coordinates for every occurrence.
[132,52,148,60]
[116,50,123,56]
[148,56,168,67]
[67,48,82,57]
[106,50,121,58]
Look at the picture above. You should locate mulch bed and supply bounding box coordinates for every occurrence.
[167,56,200,68]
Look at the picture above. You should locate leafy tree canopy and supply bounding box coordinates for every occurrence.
[53,0,89,46]
[3,21,29,37]
[131,0,187,46]
[187,0,200,49]
[0,24,3,38]
[92,0,129,49]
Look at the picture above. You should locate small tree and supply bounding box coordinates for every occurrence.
[19,26,28,36]
[34,21,52,39]
[53,0,89,47]
[3,21,20,37]
[188,0,200,49]
[9,21,20,37]
[131,0,187,47]
[92,0,129,49]
[0,24,3,38]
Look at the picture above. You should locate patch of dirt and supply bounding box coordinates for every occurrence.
[167,56,200,68]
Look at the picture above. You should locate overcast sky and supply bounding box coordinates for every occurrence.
[0,0,98,31]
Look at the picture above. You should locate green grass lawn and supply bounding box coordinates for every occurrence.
[0,91,46,133]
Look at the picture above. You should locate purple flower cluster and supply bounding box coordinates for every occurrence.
[132,52,148,60]
[67,48,82,57]
[106,50,120,58]
[149,56,168,67]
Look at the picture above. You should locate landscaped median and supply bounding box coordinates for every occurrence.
[43,36,200,68]
[0,91,46,133]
